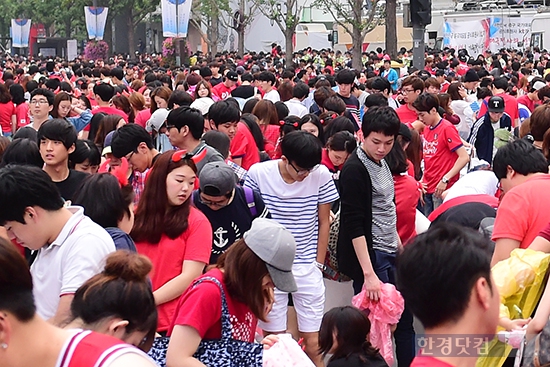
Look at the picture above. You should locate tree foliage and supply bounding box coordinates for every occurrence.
[313,0,385,69]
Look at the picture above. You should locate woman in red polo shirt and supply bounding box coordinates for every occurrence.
[0,83,16,137]
[131,150,213,334]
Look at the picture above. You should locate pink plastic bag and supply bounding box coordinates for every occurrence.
[262,334,316,367]
[352,281,405,366]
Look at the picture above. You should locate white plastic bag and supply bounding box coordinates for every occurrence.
[262,334,316,367]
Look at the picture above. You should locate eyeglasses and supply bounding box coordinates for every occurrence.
[166,124,176,130]
[198,190,234,208]
[125,151,135,161]
[30,99,49,105]
[401,88,415,94]
[288,161,319,176]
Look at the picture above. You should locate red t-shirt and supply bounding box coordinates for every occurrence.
[394,174,420,245]
[230,122,260,170]
[92,106,128,122]
[212,83,236,100]
[396,104,418,124]
[135,208,213,331]
[428,194,499,222]
[516,94,537,113]
[0,101,15,133]
[411,356,455,367]
[169,268,258,342]
[477,93,519,125]
[422,119,463,194]
[492,174,550,249]
[134,109,152,128]
[15,102,29,128]
[262,124,279,146]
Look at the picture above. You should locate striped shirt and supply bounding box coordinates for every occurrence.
[357,147,398,253]
[245,160,339,264]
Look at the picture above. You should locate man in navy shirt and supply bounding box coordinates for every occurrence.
[192,162,269,265]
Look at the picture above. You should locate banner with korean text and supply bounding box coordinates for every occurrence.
[488,17,533,52]
[11,19,31,48]
[84,7,109,40]
[442,19,490,56]
[161,0,193,38]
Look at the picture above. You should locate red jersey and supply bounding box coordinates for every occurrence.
[422,119,463,194]
[262,124,279,146]
[135,109,152,128]
[169,268,258,342]
[396,104,418,124]
[0,101,15,133]
[92,106,128,122]
[394,173,420,244]
[212,83,236,100]
[135,208,213,331]
[58,330,146,367]
[411,356,455,367]
[230,122,260,170]
[477,93,519,125]
[516,94,537,113]
[15,103,29,128]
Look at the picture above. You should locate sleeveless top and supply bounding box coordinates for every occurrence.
[55,330,149,367]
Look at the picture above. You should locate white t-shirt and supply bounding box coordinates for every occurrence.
[244,160,339,264]
[31,206,116,319]
[264,89,281,103]
[443,170,499,203]
[284,99,309,118]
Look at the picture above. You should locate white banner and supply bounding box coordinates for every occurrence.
[11,19,31,48]
[488,17,532,52]
[67,39,78,60]
[84,7,109,40]
[162,0,193,38]
[443,19,489,57]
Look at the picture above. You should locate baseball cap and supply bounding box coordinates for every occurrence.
[199,162,237,196]
[190,97,215,116]
[488,96,505,113]
[533,81,546,91]
[463,69,480,83]
[102,130,115,156]
[243,218,297,293]
[146,108,169,133]
[226,71,239,82]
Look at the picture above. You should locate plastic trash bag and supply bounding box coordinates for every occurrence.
[351,282,405,366]
[263,334,316,367]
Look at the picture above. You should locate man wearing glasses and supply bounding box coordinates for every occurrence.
[395,76,424,125]
[192,162,269,268]
[26,88,55,131]
[244,130,339,367]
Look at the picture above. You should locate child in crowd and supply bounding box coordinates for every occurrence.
[319,306,388,367]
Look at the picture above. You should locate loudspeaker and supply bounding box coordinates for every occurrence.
[410,0,432,26]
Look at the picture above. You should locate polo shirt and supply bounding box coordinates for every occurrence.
[31,206,115,319]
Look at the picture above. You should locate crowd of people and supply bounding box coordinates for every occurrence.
[1,43,550,367]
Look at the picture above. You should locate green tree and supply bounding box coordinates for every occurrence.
[313,0,385,70]
[250,0,303,66]
[191,0,231,56]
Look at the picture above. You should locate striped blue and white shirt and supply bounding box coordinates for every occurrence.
[245,160,339,264]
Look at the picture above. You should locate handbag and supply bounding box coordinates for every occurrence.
[322,207,351,282]
[146,276,263,367]
[522,320,550,367]
[193,276,263,367]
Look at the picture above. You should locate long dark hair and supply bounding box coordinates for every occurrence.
[240,113,265,151]
[131,151,196,244]
[319,306,380,362]
[385,140,409,175]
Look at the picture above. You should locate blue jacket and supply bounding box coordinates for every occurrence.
[468,113,512,164]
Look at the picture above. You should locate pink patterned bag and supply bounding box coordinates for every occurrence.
[262,334,316,367]
[352,282,405,366]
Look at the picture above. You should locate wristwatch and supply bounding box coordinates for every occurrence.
[315,261,325,271]
[441,177,450,184]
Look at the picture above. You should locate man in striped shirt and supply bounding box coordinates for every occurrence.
[245,130,339,367]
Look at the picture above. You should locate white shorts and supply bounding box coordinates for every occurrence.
[259,262,325,333]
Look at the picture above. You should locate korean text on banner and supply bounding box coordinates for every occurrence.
[162,0,193,38]
[443,19,490,56]
[488,17,533,52]
[11,19,31,48]
[84,7,109,40]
